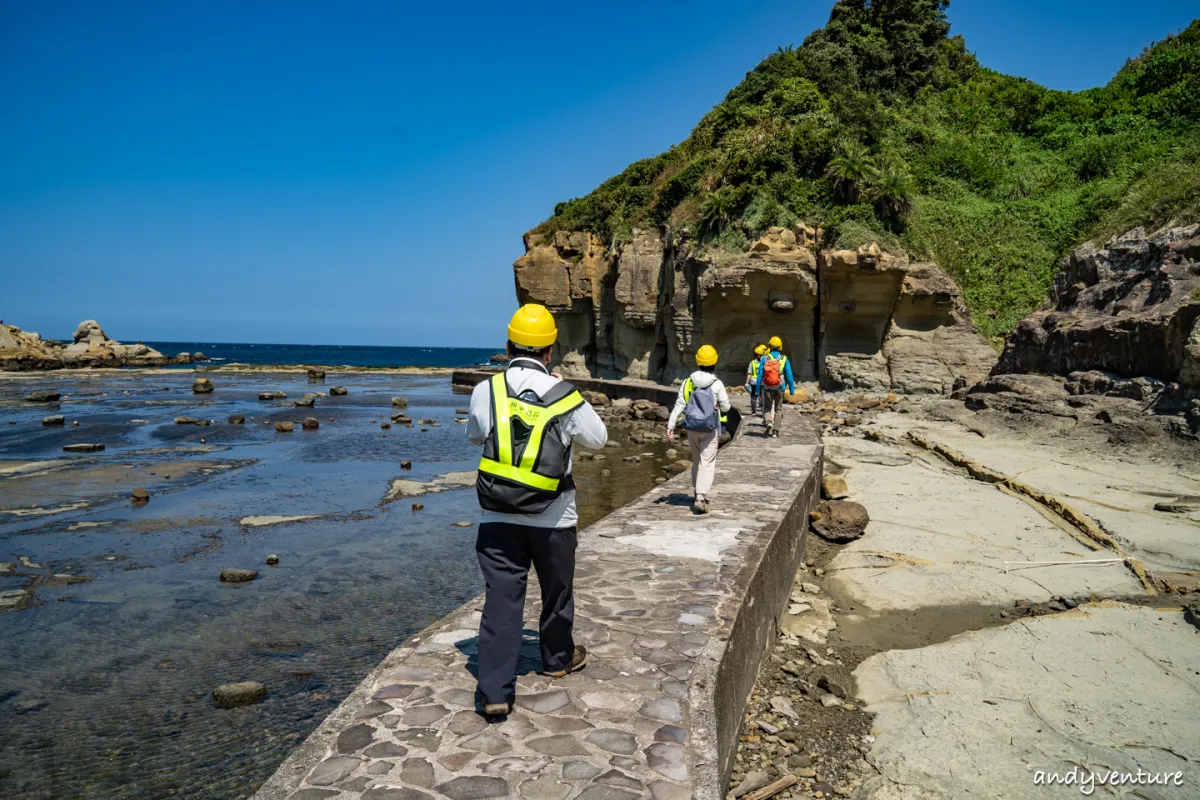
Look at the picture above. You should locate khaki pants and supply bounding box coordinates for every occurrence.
[687,429,719,498]
[764,389,784,430]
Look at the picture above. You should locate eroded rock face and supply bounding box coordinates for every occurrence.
[0,319,173,371]
[996,222,1200,385]
[512,226,994,393]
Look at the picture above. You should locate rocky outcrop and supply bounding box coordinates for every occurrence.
[996,222,1200,386]
[513,226,994,393]
[0,319,173,371]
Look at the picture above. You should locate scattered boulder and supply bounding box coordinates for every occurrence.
[582,391,610,407]
[329,386,348,396]
[42,415,65,427]
[302,418,319,430]
[662,460,691,477]
[192,378,214,394]
[174,416,199,425]
[821,474,850,500]
[381,422,391,429]
[25,390,60,402]
[219,568,258,583]
[175,352,192,365]
[192,351,209,362]
[274,421,294,433]
[810,500,869,543]
[306,368,326,381]
[391,397,408,407]
[391,413,410,423]
[294,395,316,408]
[259,391,286,401]
[130,488,150,502]
[400,460,412,470]
[412,503,424,511]
[266,554,280,566]
[228,414,245,424]
[63,443,104,453]
[418,418,438,425]
[212,681,266,709]
[489,353,510,364]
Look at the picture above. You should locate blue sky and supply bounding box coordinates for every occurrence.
[2,0,1196,347]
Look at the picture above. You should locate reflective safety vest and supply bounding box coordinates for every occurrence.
[476,371,585,515]
[683,378,728,425]
[747,359,760,380]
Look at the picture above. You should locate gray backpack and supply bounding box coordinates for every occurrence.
[682,380,719,431]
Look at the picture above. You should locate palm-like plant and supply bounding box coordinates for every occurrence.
[825,142,879,203]
[871,165,915,223]
[710,103,750,136]
[699,190,733,233]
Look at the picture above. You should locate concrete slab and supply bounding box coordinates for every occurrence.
[854,603,1200,799]
[825,436,1143,611]
[252,401,822,800]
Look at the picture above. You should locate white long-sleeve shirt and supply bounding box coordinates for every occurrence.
[667,370,731,431]
[466,358,608,528]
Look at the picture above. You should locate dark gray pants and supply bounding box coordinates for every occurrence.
[475,521,577,705]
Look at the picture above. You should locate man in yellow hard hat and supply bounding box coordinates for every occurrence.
[466,303,608,717]
[666,344,731,514]
[745,344,768,417]
[755,335,794,438]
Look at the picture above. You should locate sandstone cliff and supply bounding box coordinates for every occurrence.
[996,222,1200,387]
[0,319,172,371]
[513,226,996,393]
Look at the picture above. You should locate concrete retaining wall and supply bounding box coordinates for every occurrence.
[253,396,820,799]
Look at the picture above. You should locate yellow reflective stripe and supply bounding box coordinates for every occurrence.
[518,390,582,473]
[490,374,512,465]
[479,458,560,491]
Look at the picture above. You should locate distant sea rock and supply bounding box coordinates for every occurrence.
[0,318,181,372]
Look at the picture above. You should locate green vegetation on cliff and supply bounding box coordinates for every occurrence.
[537,0,1200,337]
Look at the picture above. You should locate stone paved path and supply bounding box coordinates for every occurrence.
[255,399,821,800]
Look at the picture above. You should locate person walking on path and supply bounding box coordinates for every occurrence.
[756,335,794,438]
[667,345,731,514]
[745,343,767,416]
[466,303,608,717]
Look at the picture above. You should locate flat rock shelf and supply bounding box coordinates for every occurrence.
[254,399,822,800]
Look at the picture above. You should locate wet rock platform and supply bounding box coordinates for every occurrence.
[254,402,821,800]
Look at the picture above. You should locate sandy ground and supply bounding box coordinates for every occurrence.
[727,398,1200,800]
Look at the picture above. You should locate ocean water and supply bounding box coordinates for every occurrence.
[0,369,669,799]
[142,342,499,369]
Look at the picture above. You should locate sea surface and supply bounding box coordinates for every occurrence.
[0,368,669,799]
[142,342,499,369]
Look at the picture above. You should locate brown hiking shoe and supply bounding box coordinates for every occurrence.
[544,645,587,678]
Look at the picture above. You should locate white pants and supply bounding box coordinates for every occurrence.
[687,429,719,498]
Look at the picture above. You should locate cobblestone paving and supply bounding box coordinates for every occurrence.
[257,400,820,800]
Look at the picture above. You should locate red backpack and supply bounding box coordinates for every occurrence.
[762,355,783,388]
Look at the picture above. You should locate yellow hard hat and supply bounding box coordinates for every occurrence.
[754,344,767,356]
[695,344,719,366]
[507,304,558,348]
[768,336,783,350]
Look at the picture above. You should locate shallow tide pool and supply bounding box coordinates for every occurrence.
[0,370,668,799]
